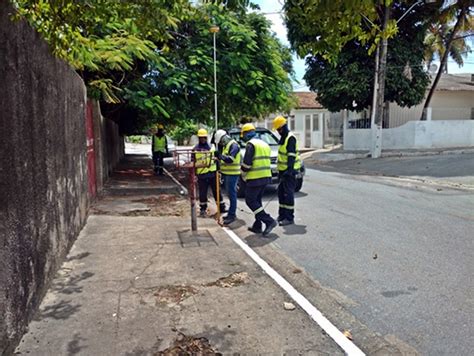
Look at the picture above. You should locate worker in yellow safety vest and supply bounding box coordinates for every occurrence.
[152,124,168,175]
[240,123,277,237]
[273,116,302,226]
[193,128,225,217]
[214,129,241,225]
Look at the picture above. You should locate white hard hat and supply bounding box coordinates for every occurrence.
[214,129,227,145]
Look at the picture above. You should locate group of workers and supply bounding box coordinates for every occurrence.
[151,116,301,237]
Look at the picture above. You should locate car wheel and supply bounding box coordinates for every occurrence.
[237,177,246,198]
[295,178,303,192]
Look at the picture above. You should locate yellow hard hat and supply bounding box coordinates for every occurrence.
[272,116,287,130]
[197,128,208,137]
[240,123,256,137]
[157,124,164,130]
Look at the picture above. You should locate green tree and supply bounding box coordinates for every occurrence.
[422,1,472,119]
[130,3,294,130]
[302,4,432,115]
[284,0,438,156]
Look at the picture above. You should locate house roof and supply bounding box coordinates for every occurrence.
[293,92,323,109]
[435,73,474,91]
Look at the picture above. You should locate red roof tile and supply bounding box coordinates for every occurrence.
[293,92,323,109]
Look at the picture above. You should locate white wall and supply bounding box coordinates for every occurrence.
[388,91,474,127]
[344,120,474,150]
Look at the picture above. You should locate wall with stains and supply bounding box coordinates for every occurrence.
[0,2,89,353]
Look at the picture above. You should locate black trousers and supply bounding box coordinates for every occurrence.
[245,184,274,228]
[278,173,296,221]
[198,173,224,212]
[153,151,165,172]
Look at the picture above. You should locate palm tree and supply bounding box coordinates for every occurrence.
[421,1,472,120]
[424,23,471,73]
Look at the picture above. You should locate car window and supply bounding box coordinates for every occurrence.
[229,130,279,147]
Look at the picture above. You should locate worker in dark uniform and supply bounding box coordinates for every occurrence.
[193,128,226,217]
[273,116,301,226]
[214,129,241,225]
[152,124,168,175]
[240,123,277,236]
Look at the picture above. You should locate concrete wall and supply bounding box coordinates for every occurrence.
[344,120,474,150]
[90,100,124,195]
[0,3,89,354]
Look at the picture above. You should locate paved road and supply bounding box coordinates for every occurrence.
[236,155,473,355]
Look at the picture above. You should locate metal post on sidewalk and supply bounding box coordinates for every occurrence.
[189,165,197,232]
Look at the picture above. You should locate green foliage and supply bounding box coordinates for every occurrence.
[136,3,294,128]
[13,0,188,105]
[169,121,198,145]
[286,1,437,112]
[14,1,293,133]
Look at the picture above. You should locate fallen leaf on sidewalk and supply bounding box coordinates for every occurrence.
[292,268,302,274]
[205,272,249,288]
[156,332,221,355]
[343,330,353,340]
[284,302,296,310]
[373,253,378,260]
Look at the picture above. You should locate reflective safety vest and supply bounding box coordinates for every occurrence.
[277,133,301,172]
[153,136,167,153]
[194,148,216,175]
[244,138,272,181]
[220,140,241,176]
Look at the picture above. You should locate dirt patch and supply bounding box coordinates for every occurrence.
[133,195,188,217]
[204,272,249,288]
[156,333,221,355]
[154,285,197,306]
[91,194,189,217]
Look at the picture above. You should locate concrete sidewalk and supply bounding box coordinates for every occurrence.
[308,146,474,163]
[15,156,344,355]
[16,215,345,355]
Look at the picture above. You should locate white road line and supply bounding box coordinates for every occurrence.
[222,227,365,356]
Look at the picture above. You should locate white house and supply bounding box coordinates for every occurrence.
[261,92,343,149]
[344,73,474,150]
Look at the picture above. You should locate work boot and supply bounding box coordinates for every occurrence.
[262,219,277,236]
[219,203,227,213]
[199,209,207,218]
[279,219,294,226]
[158,168,164,175]
[223,215,236,225]
[277,216,284,222]
[248,226,262,234]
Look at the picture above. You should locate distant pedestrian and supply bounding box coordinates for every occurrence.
[152,124,168,175]
[240,123,277,236]
[214,129,241,225]
[193,128,226,217]
[273,116,301,226]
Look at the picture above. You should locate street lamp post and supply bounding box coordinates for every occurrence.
[210,25,220,132]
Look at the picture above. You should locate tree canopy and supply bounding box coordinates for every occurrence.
[13,0,295,134]
[301,3,434,112]
[285,1,443,113]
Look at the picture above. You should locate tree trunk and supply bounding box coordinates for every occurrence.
[421,5,468,120]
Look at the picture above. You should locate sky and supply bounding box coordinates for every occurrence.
[252,0,474,92]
